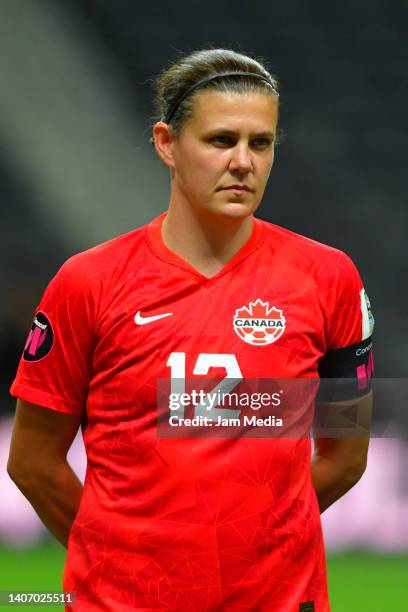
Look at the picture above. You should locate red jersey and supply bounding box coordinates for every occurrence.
[11,213,373,611]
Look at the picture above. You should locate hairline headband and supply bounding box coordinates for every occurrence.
[164,71,278,125]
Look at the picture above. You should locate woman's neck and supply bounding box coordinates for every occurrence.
[162,201,254,277]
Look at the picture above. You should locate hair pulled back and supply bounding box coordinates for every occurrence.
[153,48,279,135]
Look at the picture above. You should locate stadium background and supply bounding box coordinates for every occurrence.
[0,0,407,609]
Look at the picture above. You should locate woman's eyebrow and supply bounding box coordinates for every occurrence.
[204,128,275,138]
[253,131,275,138]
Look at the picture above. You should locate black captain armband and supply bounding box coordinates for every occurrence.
[317,336,374,402]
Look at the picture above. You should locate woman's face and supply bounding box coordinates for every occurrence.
[157,90,279,220]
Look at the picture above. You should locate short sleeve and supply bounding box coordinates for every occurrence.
[316,251,374,397]
[319,251,374,350]
[10,257,99,415]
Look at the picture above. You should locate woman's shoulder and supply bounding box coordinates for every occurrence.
[259,218,351,264]
[63,224,147,275]
[48,224,149,296]
[258,218,359,284]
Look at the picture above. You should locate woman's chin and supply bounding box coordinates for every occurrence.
[218,201,256,219]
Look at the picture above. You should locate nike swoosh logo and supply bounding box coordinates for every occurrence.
[134,311,173,325]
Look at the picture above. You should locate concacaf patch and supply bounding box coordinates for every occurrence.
[360,288,374,340]
[233,298,286,346]
[23,312,54,362]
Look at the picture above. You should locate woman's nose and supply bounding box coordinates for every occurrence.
[228,143,253,173]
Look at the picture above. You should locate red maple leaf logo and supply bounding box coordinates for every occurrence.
[235,299,283,320]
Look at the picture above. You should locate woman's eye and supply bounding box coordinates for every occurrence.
[251,138,272,149]
[208,136,273,149]
[210,135,235,146]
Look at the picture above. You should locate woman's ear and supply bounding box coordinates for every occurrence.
[152,122,176,169]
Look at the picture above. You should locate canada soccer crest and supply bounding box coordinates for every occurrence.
[233,299,286,346]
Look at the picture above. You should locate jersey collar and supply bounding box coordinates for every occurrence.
[146,212,264,281]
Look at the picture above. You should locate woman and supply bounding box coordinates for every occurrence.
[8,49,373,611]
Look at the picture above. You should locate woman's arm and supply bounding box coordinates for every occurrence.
[7,399,84,547]
[312,391,372,513]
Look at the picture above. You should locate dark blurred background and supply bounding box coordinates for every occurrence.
[0,2,407,602]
